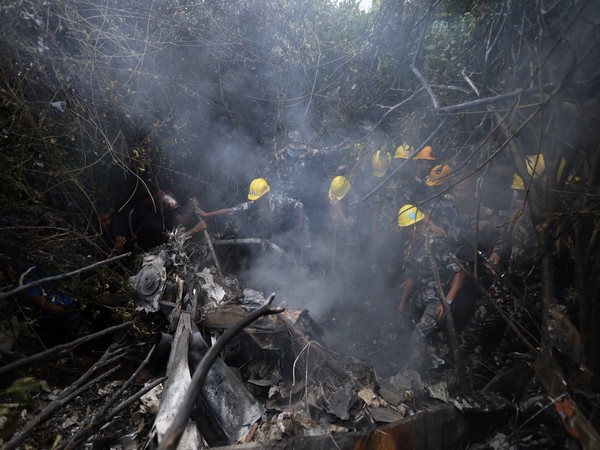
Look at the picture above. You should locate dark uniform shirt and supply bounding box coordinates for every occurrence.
[424,193,471,263]
[232,193,310,251]
[405,229,462,308]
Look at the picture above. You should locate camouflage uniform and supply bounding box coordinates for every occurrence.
[232,193,311,255]
[271,140,318,197]
[404,229,462,371]
[460,201,538,366]
[376,179,415,233]
[423,193,471,264]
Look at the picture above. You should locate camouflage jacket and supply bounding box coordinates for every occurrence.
[232,193,310,249]
[405,229,462,307]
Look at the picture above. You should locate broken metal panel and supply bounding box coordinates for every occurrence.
[151,312,201,449]
[326,382,355,420]
[367,407,406,423]
[189,332,264,446]
[196,268,229,308]
[200,307,324,352]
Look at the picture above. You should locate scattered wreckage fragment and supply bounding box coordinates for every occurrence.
[130,229,593,449]
[127,231,458,448]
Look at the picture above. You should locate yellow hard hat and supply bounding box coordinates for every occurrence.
[511,174,525,190]
[397,204,425,227]
[426,164,452,186]
[525,154,545,178]
[328,176,351,202]
[414,145,436,161]
[248,178,270,200]
[371,150,392,177]
[394,144,414,159]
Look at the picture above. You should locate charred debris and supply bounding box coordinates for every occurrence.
[0,225,596,450]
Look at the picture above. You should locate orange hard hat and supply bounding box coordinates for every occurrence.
[414,146,436,161]
[426,164,452,186]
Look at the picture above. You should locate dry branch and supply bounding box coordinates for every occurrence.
[410,64,439,110]
[4,345,127,450]
[0,252,132,300]
[0,321,132,377]
[61,344,158,449]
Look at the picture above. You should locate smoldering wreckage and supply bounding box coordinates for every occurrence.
[2,224,596,450]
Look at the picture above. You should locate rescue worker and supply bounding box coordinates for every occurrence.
[341,148,392,250]
[130,190,206,251]
[199,178,310,259]
[422,164,470,262]
[327,175,356,269]
[372,144,416,237]
[371,149,392,178]
[271,130,319,197]
[459,173,538,383]
[392,144,414,169]
[395,204,466,372]
[425,163,453,188]
[383,144,436,211]
[17,265,83,346]
[328,175,354,233]
[477,161,514,260]
[413,146,437,184]
[96,202,131,256]
[369,145,418,289]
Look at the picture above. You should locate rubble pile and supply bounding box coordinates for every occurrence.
[2,224,596,449]
[129,229,454,448]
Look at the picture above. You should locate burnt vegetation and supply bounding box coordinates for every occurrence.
[1,0,600,448]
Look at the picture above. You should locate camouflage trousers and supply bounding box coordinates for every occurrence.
[459,284,514,354]
[409,301,440,371]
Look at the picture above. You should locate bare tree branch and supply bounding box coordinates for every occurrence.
[0,322,132,377]
[410,64,439,110]
[0,252,132,300]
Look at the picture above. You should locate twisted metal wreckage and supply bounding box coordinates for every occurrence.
[127,228,466,449]
[3,226,597,449]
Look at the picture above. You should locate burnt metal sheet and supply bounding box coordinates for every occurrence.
[189,332,263,446]
[367,407,406,423]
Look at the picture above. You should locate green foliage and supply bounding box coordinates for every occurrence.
[422,12,476,80]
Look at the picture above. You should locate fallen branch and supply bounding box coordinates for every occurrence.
[410,64,439,109]
[244,420,260,443]
[4,345,126,450]
[0,252,132,300]
[62,344,158,449]
[461,70,481,97]
[437,84,558,114]
[156,293,284,450]
[108,376,167,419]
[0,321,132,377]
